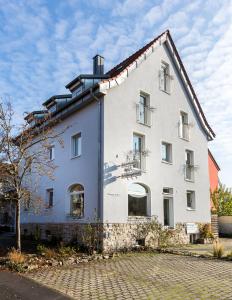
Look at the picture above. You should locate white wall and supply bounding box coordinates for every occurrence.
[21,102,99,224]
[103,42,211,225]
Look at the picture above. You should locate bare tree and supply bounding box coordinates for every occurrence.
[0,101,67,251]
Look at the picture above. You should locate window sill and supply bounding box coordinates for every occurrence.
[127,216,151,222]
[186,208,196,211]
[71,155,81,160]
[185,178,194,183]
[137,121,151,128]
[179,137,189,142]
[161,160,173,165]
[160,89,171,95]
[66,214,84,219]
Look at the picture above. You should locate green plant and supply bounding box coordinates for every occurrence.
[211,184,232,216]
[36,244,56,259]
[58,246,77,257]
[80,222,102,254]
[36,244,47,255]
[198,224,214,239]
[7,261,25,272]
[213,241,224,258]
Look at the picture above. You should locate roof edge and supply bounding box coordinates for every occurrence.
[208,149,220,171]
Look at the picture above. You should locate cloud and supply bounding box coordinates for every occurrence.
[0,0,231,186]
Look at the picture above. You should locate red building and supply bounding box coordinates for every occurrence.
[208,149,220,193]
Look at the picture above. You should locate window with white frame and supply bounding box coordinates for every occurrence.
[48,145,55,161]
[71,133,82,158]
[159,61,170,93]
[46,189,54,208]
[128,183,148,216]
[179,112,189,140]
[133,133,145,170]
[161,142,172,163]
[187,190,195,210]
[185,150,194,181]
[136,93,151,126]
[70,184,84,217]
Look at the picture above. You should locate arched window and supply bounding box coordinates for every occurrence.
[70,184,84,217]
[128,183,148,216]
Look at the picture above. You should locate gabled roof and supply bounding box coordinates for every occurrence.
[208,149,220,171]
[106,31,165,78]
[100,30,215,140]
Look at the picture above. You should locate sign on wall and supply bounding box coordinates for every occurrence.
[186,223,199,234]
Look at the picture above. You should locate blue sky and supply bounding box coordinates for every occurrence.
[0,0,231,186]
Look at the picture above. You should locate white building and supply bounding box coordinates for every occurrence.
[21,30,215,250]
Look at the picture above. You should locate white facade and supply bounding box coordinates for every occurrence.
[21,31,213,232]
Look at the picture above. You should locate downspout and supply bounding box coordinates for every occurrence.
[90,88,103,222]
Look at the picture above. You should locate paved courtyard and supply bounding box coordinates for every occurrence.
[25,253,232,300]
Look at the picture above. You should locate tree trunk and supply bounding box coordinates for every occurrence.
[15,200,21,251]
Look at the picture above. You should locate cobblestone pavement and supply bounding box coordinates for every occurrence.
[25,253,232,300]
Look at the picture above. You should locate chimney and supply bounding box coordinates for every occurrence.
[93,54,104,75]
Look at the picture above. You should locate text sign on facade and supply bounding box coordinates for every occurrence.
[186,223,199,234]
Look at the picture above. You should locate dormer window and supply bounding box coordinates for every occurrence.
[159,61,170,93]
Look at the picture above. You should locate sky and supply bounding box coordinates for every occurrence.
[0,0,231,186]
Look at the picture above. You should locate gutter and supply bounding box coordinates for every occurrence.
[90,88,104,221]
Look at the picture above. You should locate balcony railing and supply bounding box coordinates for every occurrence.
[179,123,189,140]
[185,164,194,181]
[136,104,152,126]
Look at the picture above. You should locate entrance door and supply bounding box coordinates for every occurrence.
[163,198,174,227]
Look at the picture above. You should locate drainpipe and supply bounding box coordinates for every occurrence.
[90,88,103,222]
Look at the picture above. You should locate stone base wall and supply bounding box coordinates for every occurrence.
[21,221,194,252]
[21,223,90,243]
[103,222,190,252]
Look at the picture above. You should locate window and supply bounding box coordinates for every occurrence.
[179,112,189,140]
[128,183,148,216]
[163,187,174,227]
[161,142,172,163]
[159,61,170,93]
[70,184,84,217]
[46,189,54,208]
[72,133,82,157]
[163,187,173,195]
[185,150,194,181]
[48,145,55,160]
[136,93,151,126]
[187,191,195,210]
[133,133,145,170]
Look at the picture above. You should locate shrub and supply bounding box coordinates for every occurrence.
[211,184,232,216]
[133,216,183,249]
[213,241,224,258]
[58,246,77,257]
[7,248,26,273]
[36,244,56,259]
[36,244,47,255]
[199,224,214,239]
[7,248,25,264]
[80,222,102,254]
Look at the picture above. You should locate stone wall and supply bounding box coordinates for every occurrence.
[21,221,191,252]
[103,221,190,252]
